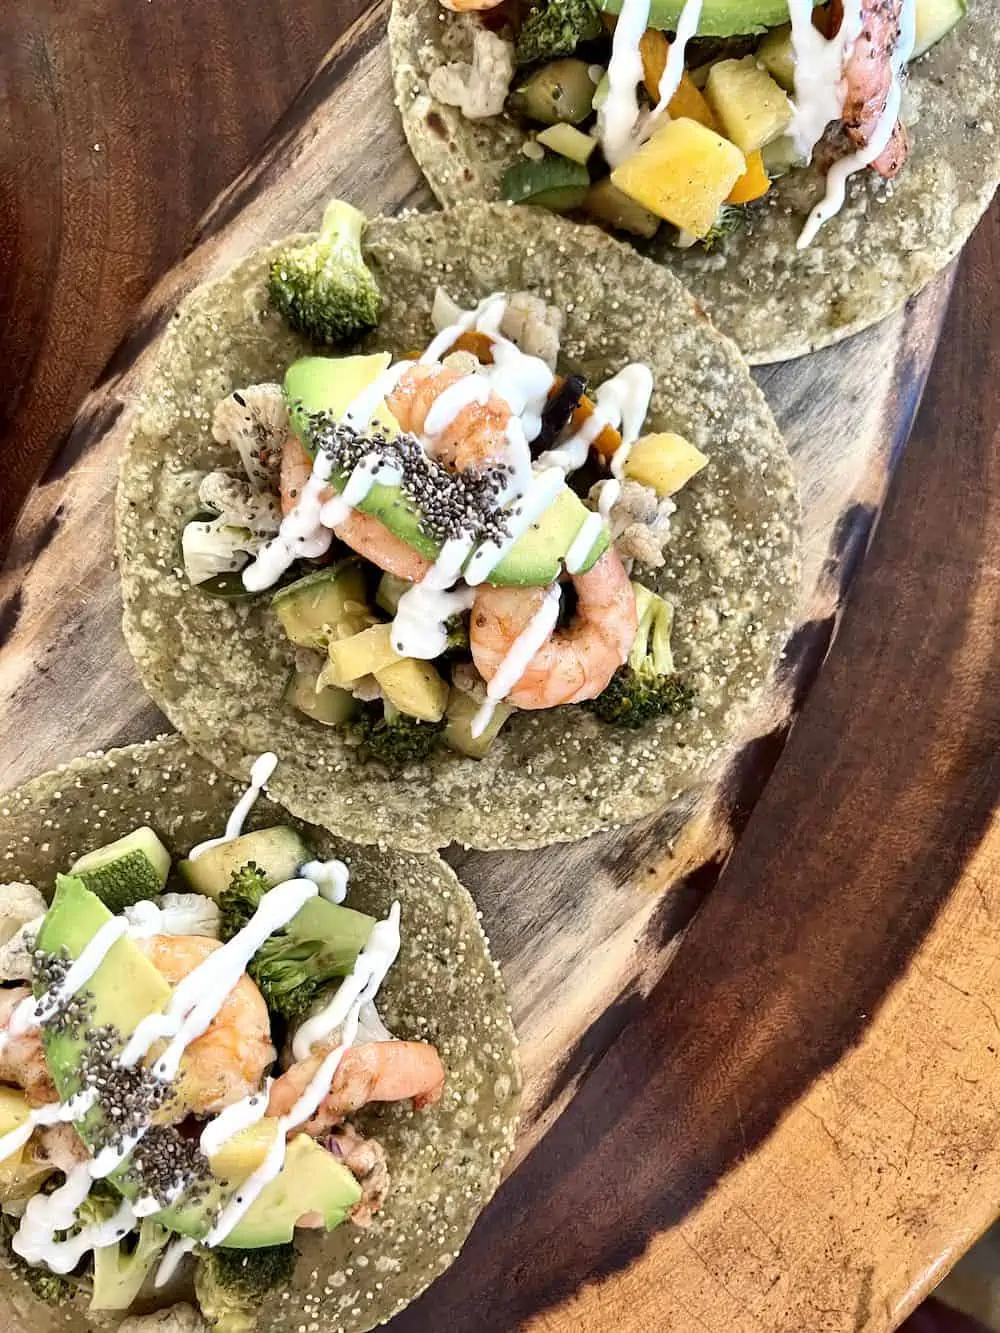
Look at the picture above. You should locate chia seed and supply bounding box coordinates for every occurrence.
[302,416,513,548]
[120,1126,212,1209]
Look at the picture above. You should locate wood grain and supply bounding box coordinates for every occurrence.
[0,2,997,1329]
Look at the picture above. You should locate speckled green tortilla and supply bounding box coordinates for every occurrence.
[0,737,520,1333]
[389,0,1000,364]
[117,203,799,851]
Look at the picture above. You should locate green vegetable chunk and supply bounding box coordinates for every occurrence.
[516,0,603,67]
[355,702,445,768]
[69,826,171,914]
[219,863,375,1020]
[589,584,695,727]
[512,59,597,125]
[267,198,382,346]
[179,826,312,900]
[79,1192,171,1312]
[598,0,817,36]
[0,1214,91,1309]
[194,1243,297,1333]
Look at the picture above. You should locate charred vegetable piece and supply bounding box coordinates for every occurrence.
[516,0,603,67]
[534,373,588,454]
[511,59,597,125]
[501,155,591,212]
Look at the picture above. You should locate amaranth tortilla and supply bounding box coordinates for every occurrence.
[389,0,1000,363]
[0,736,520,1333]
[117,203,799,851]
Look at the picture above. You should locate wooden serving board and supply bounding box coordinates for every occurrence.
[1,4,997,1330]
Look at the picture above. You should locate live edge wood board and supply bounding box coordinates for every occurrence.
[1,4,999,1331]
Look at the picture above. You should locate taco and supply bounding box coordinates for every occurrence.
[117,200,799,852]
[389,0,1000,362]
[0,737,519,1333]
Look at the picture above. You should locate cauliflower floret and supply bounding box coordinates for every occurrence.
[197,471,280,535]
[118,1304,208,1333]
[212,383,289,492]
[591,478,677,570]
[0,882,47,947]
[0,917,43,983]
[501,292,564,370]
[428,28,516,120]
[125,893,220,940]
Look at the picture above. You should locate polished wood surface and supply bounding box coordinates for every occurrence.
[1,3,997,1330]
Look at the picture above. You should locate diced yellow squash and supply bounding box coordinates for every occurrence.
[913,0,965,57]
[727,149,770,204]
[757,24,796,93]
[624,432,709,498]
[611,117,746,238]
[0,1088,30,1189]
[323,623,400,688]
[704,57,793,155]
[536,124,597,166]
[375,658,449,723]
[443,687,514,760]
[210,1119,281,1185]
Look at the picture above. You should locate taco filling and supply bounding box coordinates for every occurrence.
[419,0,961,248]
[179,199,708,764]
[0,754,451,1329]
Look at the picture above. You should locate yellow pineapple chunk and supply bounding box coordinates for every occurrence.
[624,432,709,498]
[611,118,746,238]
[705,57,793,155]
[757,25,796,93]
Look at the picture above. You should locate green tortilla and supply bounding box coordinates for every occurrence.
[0,737,520,1333]
[117,202,799,851]
[389,0,1000,363]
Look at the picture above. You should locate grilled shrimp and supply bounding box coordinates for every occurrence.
[0,987,55,1106]
[280,435,431,580]
[321,1123,390,1228]
[386,364,512,473]
[471,547,637,709]
[833,0,909,178]
[440,0,506,11]
[138,935,275,1119]
[267,1040,445,1138]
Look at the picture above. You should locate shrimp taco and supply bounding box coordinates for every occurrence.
[389,0,1000,362]
[0,737,519,1333]
[117,199,799,851]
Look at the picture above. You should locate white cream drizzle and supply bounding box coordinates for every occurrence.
[14,1164,138,1274]
[788,0,862,160]
[187,753,278,861]
[198,1081,273,1160]
[642,0,704,145]
[564,512,606,575]
[299,859,350,905]
[391,538,477,661]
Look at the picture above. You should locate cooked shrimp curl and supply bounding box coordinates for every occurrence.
[268,1040,445,1138]
[386,364,513,474]
[471,547,638,709]
[138,934,276,1119]
[832,0,910,178]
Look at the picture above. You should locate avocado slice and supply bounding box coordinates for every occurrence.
[284,353,398,442]
[222,1135,361,1249]
[285,658,359,728]
[68,828,171,914]
[913,0,965,57]
[272,562,371,651]
[284,357,610,587]
[178,827,312,901]
[598,0,817,35]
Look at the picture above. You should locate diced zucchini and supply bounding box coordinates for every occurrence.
[443,688,514,760]
[285,655,358,728]
[512,59,596,126]
[761,133,805,178]
[375,658,449,723]
[272,561,370,651]
[611,117,746,237]
[624,433,709,498]
[583,178,661,238]
[913,0,965,57]
[375,572,412,617]
[70,828,171,912]
[323,623,400,688]
[179,826,312,900]
[757,24,796,93]
[536,123,597,165]
[704,56,792,155]
[501,155,591,213]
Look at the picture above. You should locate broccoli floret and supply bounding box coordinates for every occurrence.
[75,1194,170,1312]
[268,198,382,347]
[701,203,747,252]
[589,583,695,728]
[0,1212,91,1307]
[219,863,374,1020]
[445,612,470,655]
[355,703,445,768]
[516,0,603,66]
[194,1244,297,1333]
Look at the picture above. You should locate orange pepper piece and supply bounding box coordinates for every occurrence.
[727,149,770,204]
[548,379,623,460]
[446,330,495,364]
